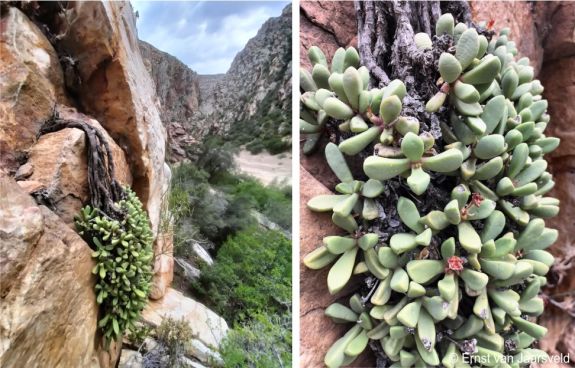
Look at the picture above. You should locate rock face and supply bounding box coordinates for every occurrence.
[55,1,169,237]
[534,3,575,361]
[300,1,357,71]
[175,257,201,282]
[141,288,228,365]
[24,107,132,226]
[0,7,69,173]
[299,167,373,368]
[139,41,200,125]
[149,230,174,300]
[141,6,292,160]
[0,1,173,366]
[0,177,100,367]
[198,5,292,133]
[50,0,173,299]
[139,41,201,162]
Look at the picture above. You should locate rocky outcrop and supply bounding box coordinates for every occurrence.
[24,107,132,226]
[54,1,170,238]
[175,257,201,282]
[139,41,201,162]
[0,177,101,367]
[198,5,292,133]
[0,7,69,173]
[141,288,228,366]
[118,350,143,368]
[141,6,292,160]
[0,1,173,366]
[150,229,174,300]
[139,41,200,124]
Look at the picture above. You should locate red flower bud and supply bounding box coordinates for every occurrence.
[447,256,464,272]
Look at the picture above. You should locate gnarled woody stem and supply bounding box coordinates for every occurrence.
[355,0,472,140]
[39,110,125,219]
[354,2,473,366]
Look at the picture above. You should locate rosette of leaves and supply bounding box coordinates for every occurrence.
[303,12,560,368]
[76,187,154,344]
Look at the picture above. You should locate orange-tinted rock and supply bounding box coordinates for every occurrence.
[142,288,228,349]
[470,1,546,72]
[26,107,131,226]
[541,57,575,163]
[299,166,373,368]
[470,2,575,75]
[56,1,169,237]
[538,2,575,62]
[16,180,45,194]
[0,7,69,173]
[149,230,174,300]
[300,1,357,70]
[0,176,101,367]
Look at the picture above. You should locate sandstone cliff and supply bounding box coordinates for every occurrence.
[139,40,200,127]
[0,2,172,366]
[141,5,292,160]
[299,2,575,367]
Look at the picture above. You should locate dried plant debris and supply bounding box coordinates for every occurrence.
[301,11,560,368]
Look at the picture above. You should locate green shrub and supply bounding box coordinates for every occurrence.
[156,317,195,367]
[192,227,291,324]
[225,178,292,230]
[220,312,292,368]
[126,320,153,347]
[195,136,238,178]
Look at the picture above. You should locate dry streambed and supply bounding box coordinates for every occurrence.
[234,150,292,186]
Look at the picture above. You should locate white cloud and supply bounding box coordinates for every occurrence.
[132,1,289,74]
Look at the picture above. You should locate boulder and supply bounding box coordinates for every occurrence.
[175,257,201,282]
[56,1,169,238]
[24,106,131,226]
[0,176,101,367]
[0,7,69,173]
[299,167,373,367]
[118,350,143,368]
[141,288,228,350]
[192,243,214,266]
[251,209,291,238]
[180,357,208,368]
[185,339,223,367]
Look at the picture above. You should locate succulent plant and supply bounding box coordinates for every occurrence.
[302,13,559,368]
[75,187,154,344]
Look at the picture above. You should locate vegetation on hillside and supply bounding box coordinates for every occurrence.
[226,94,292,155]
[168,137,292,367]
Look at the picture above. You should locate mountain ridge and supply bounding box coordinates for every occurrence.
[140,5,292,161]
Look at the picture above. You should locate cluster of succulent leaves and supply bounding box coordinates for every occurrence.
[301,12,560,368]
[76,187,154,344]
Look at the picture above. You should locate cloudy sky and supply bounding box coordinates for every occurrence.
[132,1,289,74]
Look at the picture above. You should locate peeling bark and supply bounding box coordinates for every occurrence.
[353,2,474,366]
[355,0,472,140]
